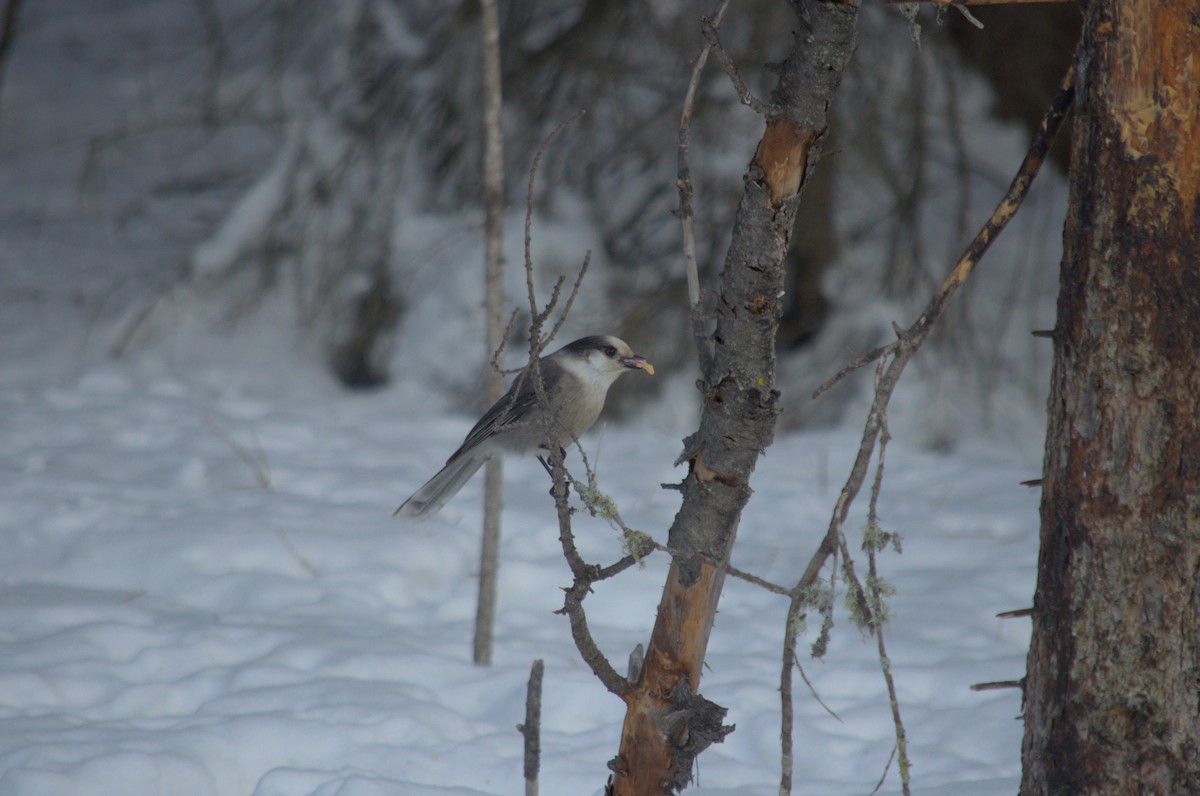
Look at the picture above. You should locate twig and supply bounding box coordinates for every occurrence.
[870,745,899,796]
[970,679,1024,692]
[700,16,776,117]
[796,658,842,721]
[488,309,522,376]
[864,367,911,796]
[517,659,545,796]
[677,1,729,377]
[812,341,899,399]
[551,449,629,696]
[997,607,1033,619]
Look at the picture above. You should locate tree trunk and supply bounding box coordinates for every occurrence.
[608,1,858,792]
[1020,0,1200,792]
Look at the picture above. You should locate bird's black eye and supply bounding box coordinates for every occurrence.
[603,345,617,357]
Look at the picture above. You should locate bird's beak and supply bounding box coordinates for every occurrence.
[621,355,655,375]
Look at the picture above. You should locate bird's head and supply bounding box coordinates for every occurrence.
[559,335,654,387]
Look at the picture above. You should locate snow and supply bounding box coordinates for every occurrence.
[0,334,1041,794]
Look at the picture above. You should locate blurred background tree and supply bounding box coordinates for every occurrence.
[0,0,1078,446]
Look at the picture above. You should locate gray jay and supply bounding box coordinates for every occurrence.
[394,335,654,520]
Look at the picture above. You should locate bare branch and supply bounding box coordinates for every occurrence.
[864,369,911,796]
[970,679,1024,692]
[700,15,776,117]
[677,1,729,377]
[997,607,1034,619]
[812,340,899,399]
[870,745,899,796]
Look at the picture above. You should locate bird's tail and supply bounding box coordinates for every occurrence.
[394,453,488,520]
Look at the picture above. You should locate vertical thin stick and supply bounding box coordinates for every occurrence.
[474,0,506,667]
[677,0,729,377]
[517,659,545,796]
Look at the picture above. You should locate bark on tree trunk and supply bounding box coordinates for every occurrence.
[608,1,858,792]
[1020,0,1200,792]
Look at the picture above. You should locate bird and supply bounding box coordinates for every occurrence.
[394,335,654,520]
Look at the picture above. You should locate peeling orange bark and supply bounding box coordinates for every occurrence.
[752,119,817,208]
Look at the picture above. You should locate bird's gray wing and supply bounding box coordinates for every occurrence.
[447,357,564,461]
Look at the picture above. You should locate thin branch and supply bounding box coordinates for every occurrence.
[864,367,911,796]
[796,658,842,722]
[677,1,729,378]
[679,0,729,309]
[551,449,629,696]
[812,340,899,399]
[970,679,1024,692]
[997,607,1034,619]
[700,16,776,117]
[870,745,899,796]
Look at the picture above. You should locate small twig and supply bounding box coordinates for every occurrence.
[678,0,729,309]
[516,659,545,796]
[812,341,900,399]
[551,448,629,697]
[870,744,899,796]
[864,367,911,796]
[1020,478,1043,488]
[997,607,1034,619]
[700,16,776,117]
[489,309,521,376]
[970,679,1024,692]
[677,1,729,378]
[796,659,842,722]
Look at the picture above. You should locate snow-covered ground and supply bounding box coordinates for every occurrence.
[0,326,1042,795]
